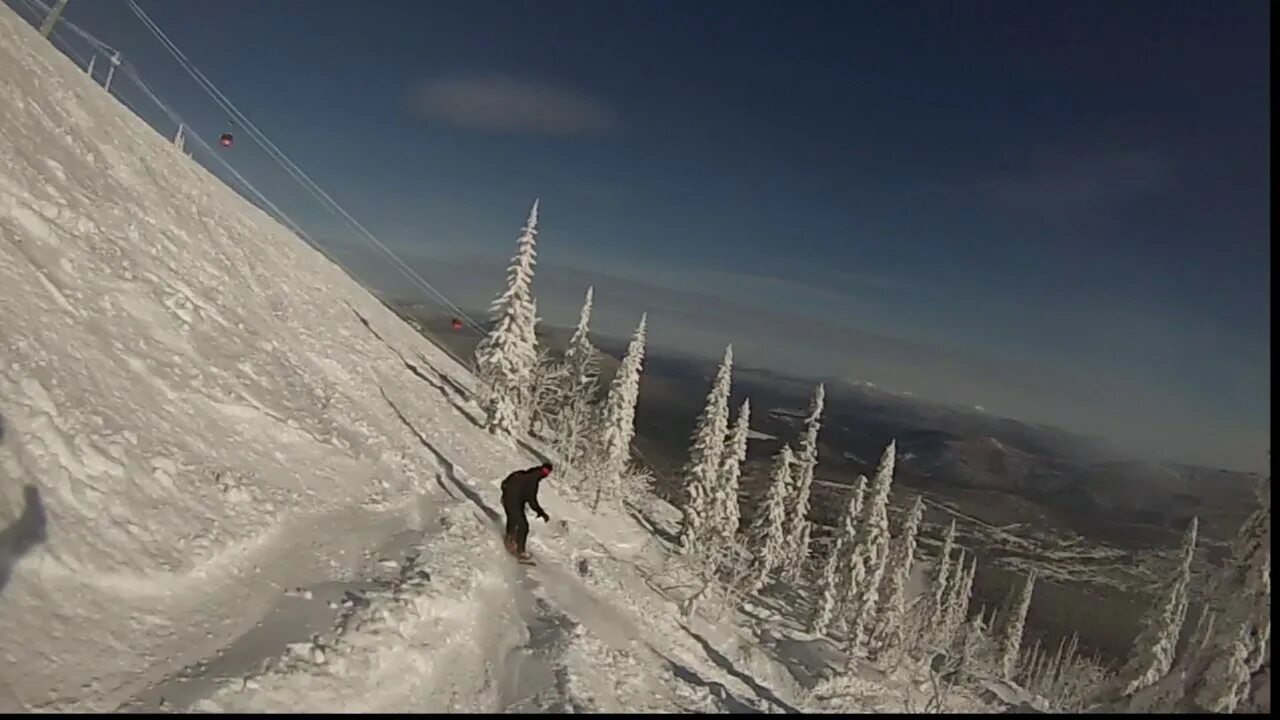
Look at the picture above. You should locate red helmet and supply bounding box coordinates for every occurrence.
[539,463,553,477]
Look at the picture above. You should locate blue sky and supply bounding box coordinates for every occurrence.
[19,0,1270,470]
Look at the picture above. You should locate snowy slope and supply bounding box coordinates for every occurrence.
[0,7,1010,713]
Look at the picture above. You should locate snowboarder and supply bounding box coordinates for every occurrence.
[501,462,552,561]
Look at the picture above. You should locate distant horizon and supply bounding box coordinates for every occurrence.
[382,292,1266,476]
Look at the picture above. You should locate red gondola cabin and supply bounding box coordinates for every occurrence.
[450,318,463,331]
[219,133,234,148]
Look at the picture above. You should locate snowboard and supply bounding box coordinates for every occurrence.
[503,534,536,565]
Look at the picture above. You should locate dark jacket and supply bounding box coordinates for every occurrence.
[501,467,548,519]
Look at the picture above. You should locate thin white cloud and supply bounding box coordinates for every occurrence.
[411,74,618,136]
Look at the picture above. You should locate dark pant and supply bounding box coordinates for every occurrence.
[502,494,529,554]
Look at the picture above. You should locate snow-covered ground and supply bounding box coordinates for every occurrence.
[0,7,1015,713]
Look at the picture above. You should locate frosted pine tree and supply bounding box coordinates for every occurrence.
[810,476,867,636]
[997,569,1037,680]
[955,613,988,683]
[940,551,976,651]
[563,287,596,380]
[474,200,541,437]
[871,494,925,654]
[845,440,897,650]
[783,384,825,580]
[1187,604,1216,659]
[830,474,870,635]
[921,519,958,648]
[1208,626,1253,713]
[521,295,552,428]
[954,555,978,644]
[1178,475,1270,713]
[680,345,734,556]
[1112,516,1198,698]
[747,444,794,591]
[555,286,600,465]
[809,535,844,637]
[526,346,572,436]
[593,314,647,510]
[714,399,751,543]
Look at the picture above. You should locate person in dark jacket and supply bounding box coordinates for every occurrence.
[501,462,552,558]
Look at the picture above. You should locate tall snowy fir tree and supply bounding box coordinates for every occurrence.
[829,474,869,636]
[810,475,867,637]
[714,399,751,543]
[555,286,600,465]
[1112,516,1198,699]
[747,444,794,592]
[680,345,734,556]
[955,555,978,646]
[519,295,542,416]
[1174,475,1270,713]
[562,286,596,376]
[845,440,897,650]
[1195,625,1254,713]
[593,314,647,510]
[871,494,924,654]
[783,384,824,580]
[921,519,957,648]
[940,551,975,650]
[1187,604,1216,659]
[955,613,988,683]
[998,569,1037,680]
[473,200,541,438]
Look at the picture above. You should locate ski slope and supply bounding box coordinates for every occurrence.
[0,7,1013,713]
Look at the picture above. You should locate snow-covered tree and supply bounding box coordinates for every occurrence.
[845,440,897,650]
[998,569,1037,680]
[920,519,957,649]
[939,551,976,652]
[680,345,734,556]
[518,295,543,414]
[714,399,751,543]
[871,494,925,654]
[783,384,825,579]
[524,346,573,438]
[563,287,598,385]
[1112,516,1198,699]
[1050,633,1080,699]
[956,556,978,637]
[747,444,794,592]
[553,287,601,465]
[474,200,541,437]
[810,476,867,636]
[1178,475,1270,713]
[593,314,647,510]
[955,613,988,683]
[1196,624,1253,713]
[1187,604,1216,659]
